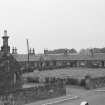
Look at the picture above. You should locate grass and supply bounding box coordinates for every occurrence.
[23,68,105,79]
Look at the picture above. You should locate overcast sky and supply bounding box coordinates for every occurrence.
[0,0,105,53]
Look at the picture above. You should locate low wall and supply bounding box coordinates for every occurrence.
[61,75,105,90]
[85,76,105,89]
[0,82,66,105]
[19,84,66,104]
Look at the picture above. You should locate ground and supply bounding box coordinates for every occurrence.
[23,68,105,105]
[59,87,105,105]
[26,86,105,105]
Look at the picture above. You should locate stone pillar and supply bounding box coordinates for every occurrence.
[85,75,93,89]
[1,30,10,53]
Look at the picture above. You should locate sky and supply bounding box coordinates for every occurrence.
[0,0,105,53]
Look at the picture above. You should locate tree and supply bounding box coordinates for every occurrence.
[70,48,77,53]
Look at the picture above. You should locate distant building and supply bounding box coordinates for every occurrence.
[0,30,105,72]
[44,49,70,55]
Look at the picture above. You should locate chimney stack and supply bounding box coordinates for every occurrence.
[64,49,68,56]
[44,49,48,56]
[89,49,94,56]
[12,47,15,54]
[12,47,17,54]
[29,48,31,54]
[33,48,35,55]
[15,47,17,54]
[29,48,35,55]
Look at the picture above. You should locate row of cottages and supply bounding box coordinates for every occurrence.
[2,30,105,71]
[12,52,105,71]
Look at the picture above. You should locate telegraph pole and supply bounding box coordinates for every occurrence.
[26,39,30,71]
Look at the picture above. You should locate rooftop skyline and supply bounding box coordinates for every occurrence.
[0,0,105,53]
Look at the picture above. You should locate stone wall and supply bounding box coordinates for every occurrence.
[18,84,66,104]
[63,75,105,90]
[85,76,105,89]
[0,82,66,105]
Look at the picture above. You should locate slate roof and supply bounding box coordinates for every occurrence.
[13,54,40,62]
[13,53,105,62]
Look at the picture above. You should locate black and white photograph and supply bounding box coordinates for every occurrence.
[0,0,105,105]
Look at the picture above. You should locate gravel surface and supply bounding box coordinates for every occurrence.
[26,87,105,105]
